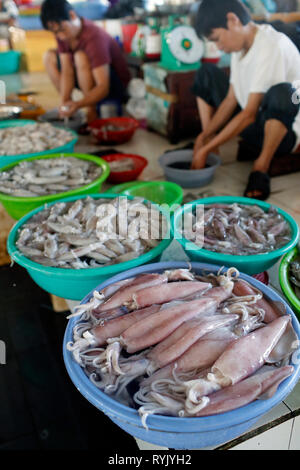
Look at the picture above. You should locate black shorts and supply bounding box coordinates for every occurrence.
[192,63,300,155]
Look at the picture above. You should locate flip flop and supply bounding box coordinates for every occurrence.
[243,171,271,201]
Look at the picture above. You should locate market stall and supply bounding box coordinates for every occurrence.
[1,0,300,453]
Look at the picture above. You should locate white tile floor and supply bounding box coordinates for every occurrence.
[1,71,300,451]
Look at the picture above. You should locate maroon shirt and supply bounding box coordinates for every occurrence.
[57,18,131,88]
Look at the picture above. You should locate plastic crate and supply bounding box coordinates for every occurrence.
[0,51,21,75]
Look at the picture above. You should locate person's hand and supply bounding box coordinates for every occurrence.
[191,146,210,170]
[59,101,78,118]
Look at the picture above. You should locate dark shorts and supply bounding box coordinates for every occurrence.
[192,63,300,155]
[56,51,128,103]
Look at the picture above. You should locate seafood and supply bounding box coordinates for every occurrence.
[67,267,298,425]
[101,124,126,132]
[289,256,300,299]
[15,196,166,269]
[0,122,74,156]
[181,203,291,255]
[108,158,135,172]
[0,157,102,197]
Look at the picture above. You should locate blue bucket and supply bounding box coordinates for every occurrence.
[63,261,300,449]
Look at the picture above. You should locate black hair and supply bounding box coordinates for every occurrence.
[194,0,251,38]
[40,0,74,29]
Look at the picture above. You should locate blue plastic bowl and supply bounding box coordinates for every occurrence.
[7,194,172,300]
[0,119,78,169]
[63,261,300,450]
[172,196,299,276]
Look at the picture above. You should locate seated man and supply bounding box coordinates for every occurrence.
[191,0,300,200]
[40,0,131,122]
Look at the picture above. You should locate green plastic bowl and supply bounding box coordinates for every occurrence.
[105,181,144,194]
[7,193,172,300]
[279,246,300,316]
[107,181,183,211]
[172,196,299,276]
[0,153,110,219]
[0,119,78,169]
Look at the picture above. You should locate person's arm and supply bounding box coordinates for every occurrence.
[202,85,239,140]
[59,53,75,106]
[194,84,238,155]
[78,64,110,107]
[192,92,264,169]
[61,64,110,117]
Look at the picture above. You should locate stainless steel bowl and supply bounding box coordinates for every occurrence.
[0,105,23,120]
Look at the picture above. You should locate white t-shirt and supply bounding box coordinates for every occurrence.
[230,24,300,151]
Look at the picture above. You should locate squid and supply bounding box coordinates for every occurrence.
[140,327,239,388]
[94,273,170,313]
[196,365,294,416]
[176,316,291,414]
[68,266,298,427]
[233,279,280,323]
[146,314,239,373]
[136,317,294,421]
[124,280,212,311]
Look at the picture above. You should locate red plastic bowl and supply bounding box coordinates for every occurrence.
[252,271,269,285]
[102,153,148,183]
[88,117,139,144]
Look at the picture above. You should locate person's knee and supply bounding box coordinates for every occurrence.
[73,50,90,69]
[43,49,57,68]
[261,82,300,130]
[265,82,299,115]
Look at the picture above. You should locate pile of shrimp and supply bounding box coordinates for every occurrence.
[67,267,298,427]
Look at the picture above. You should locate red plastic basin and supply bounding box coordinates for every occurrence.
[252,271,269,285]
[89,117,139,145]
[102,153,148,183]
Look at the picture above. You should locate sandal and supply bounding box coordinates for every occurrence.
[243,171,271,201]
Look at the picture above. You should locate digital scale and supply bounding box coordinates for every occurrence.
[159,16,205,71]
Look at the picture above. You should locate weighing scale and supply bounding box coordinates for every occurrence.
[160,16,205,71]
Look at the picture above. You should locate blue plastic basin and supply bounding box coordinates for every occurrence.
[63,261,300,449]
[7,194,172,300]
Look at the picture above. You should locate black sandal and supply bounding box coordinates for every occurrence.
[243,171,271,201]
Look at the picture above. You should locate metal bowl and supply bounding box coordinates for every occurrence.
[0,105,23,120]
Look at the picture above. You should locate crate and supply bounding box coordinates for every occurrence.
[0,51,21,75]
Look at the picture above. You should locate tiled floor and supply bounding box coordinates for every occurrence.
[0,71,300,451]
[0,263,138,450]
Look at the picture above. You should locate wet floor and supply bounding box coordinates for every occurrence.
[0,263,138,451]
